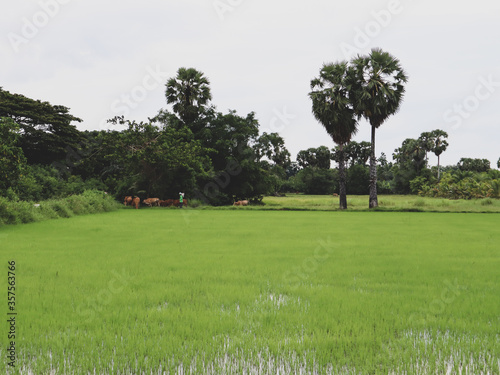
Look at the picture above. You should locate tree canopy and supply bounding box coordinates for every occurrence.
[0,87,83,165]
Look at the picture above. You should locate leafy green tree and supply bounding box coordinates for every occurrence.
[296,147,331,169]
[107,116,210,198]
[309,61,358,209]
[351,48,408,208]
[293,167,338,195]
[377,153,393,194]
[253,132,291,169]
[347,164,370,195]
[332,141,371,168]
[165,68,212,126]
[392,138,430,194]
[285,162,300,179]
[0,117,27,195]
[0,88,83,165]
[457,158,490,173]
[498,157,500,169]
[332,141,371,195]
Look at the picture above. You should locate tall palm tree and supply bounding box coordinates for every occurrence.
[309,62,358,210]
[165,67,212,125]
[352,48,408,208]
[429,129,448,180]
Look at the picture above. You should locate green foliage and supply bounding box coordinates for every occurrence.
[296,146,331,169]
[165,67,212,125]
[458,158,490,173]
[334,140,371,167]
[254,133,291,168]
[346,164,369,195]
[0,190,120,226]
[11,164,107,201]
[419,172,500,199]
[409,175,431,195]
[293,167,338,195]
[0,88,83,165]
[0,117,27,194]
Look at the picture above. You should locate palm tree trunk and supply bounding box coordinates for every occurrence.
[437,154,441,180]
[338,143,347,210]
[369,125,378,208]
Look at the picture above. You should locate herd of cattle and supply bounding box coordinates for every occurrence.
[124,196,250,208]
[123,196,187,209]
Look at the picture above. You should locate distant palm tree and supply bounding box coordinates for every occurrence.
[352,48,408,208]
[309,62,358,209]
[165,67,212,125]
[429,129,449,180]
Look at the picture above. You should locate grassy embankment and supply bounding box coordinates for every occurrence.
[0,190,121,226]
[1,208,499,374]
[253,194,500,213]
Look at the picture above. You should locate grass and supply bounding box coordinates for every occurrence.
[1,208,499,374]
[252,194,500,213]
[0,190,121,226]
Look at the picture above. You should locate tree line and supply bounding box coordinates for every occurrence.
[1,60,499,205]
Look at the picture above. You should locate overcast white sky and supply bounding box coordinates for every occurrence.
[2,0,499,168]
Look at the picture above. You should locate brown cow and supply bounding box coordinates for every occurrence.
[159,200,168,207]
[143,198,160,207]
[233,200,249,206]
[124,196,133,206]
[171,199,188,207]
[132,197,140,209]
[333,193,339,197]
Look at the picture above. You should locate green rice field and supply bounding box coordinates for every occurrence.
[1,205,499,374]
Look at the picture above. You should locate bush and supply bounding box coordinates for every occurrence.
[481,198,493,206]
[187,199,204,208]
[419,173,497,199]
[294,168,338,195]
[0,190,121,226]
[410,176,430,195]
[347,164,370,195]
[0,197,19,225]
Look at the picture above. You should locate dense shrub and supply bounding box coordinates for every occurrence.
[293,168,338,195]
[346,164,370,195]
[0,190,121,226]
[419,173,500,199]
